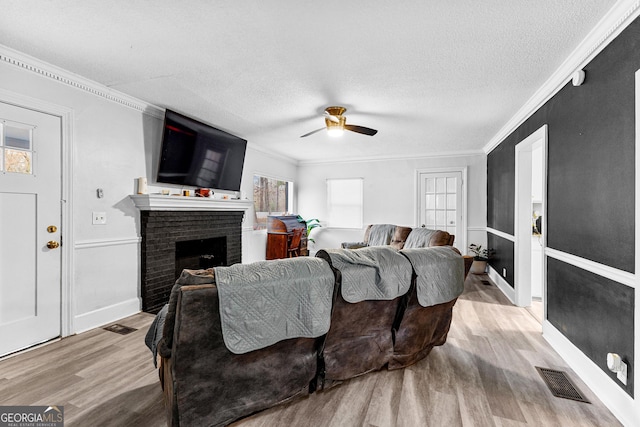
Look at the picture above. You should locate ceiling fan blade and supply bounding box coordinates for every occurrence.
[300,127,325,138]
[344,124,378,136]
[323,111,340,123]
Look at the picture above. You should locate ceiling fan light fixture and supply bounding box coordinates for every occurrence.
[327,128,344,137]
[300,105,378,138]
[325,113,346,137]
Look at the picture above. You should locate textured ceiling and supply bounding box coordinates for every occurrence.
[0,1,618,162]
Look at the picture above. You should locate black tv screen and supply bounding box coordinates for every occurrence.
[157,109,247,192]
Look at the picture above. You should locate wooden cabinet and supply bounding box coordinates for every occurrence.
[266,215,307,259]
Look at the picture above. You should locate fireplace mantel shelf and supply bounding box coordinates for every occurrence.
[130,194,252,211]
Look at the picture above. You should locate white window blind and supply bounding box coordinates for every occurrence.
[327,178,363,228]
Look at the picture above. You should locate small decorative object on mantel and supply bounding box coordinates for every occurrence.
[196,188,212,198]
[137,177,148,194]
[468,243,492,275]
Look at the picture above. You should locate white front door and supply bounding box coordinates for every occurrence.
[0,102,62,356]
[418,170,465,250]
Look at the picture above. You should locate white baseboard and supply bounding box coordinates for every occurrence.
[487,266,515,304]
[543,320,638,427]
[74,298,141,334]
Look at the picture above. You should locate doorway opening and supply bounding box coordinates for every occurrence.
[515,125,547,325]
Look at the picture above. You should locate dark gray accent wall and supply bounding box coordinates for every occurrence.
[547,258,634,397]
[486,16,639,395]
[487,140,515,234]
[545,28,636,272]
[487,233,514,287]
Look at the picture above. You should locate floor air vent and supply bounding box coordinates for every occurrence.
[103,324,137,335]
[536,367,590,403]
[480,280,492,286]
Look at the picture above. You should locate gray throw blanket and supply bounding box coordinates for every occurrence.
[400,246,464,307]
[144,303,168,367]
[367,224,396,246]
[403,227,437,248]
[215,257,334,354]
[317,246,412,303]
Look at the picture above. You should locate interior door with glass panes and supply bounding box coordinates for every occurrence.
[0,102,62,356]
[419,171,463,246]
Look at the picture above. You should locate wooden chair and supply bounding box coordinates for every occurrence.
[287,229,303,257]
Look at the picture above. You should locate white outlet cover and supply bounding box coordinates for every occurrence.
[618,361,628,385]
[92,211,106,225]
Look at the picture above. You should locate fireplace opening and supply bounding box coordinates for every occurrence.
[175,237,228,280]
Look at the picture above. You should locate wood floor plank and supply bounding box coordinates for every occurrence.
[396,368,428,426]
[473,336,527,423]
[362,369,404,426]
[440,339,496,427]
[327,374,379,426]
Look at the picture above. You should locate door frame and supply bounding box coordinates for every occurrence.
[415,167,468,253]
[514,124,547,310]
[0,88,74,338]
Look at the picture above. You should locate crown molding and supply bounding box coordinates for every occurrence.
[483,0,640,154]
[298,148,485,166]
[246,141,299,165]
[0,44,165,119]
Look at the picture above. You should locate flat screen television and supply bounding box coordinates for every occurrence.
[157,109,247,192]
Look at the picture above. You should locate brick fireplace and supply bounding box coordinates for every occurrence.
[131,195,251,313]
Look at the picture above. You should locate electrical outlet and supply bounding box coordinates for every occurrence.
[92,211,106,225]
[502,268,507,278]
[618,360,628,385]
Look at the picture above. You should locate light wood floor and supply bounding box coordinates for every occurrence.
[525,298,544,324]
[0,274,622,426]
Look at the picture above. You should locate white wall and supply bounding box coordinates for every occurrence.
[240,146,299,263]
[297,153,487,254]
[0,53,304,329]
[0,56,155,332]
[0,49,486,333]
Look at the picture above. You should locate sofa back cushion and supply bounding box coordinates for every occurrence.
[390,226,413,249]
[316,247,412,303]
[363,224,396,246]
[214,258,334,354]
[404,228,453,249]
[315,246,414,385]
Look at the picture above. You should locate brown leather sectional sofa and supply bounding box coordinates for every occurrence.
[156,245,466,427]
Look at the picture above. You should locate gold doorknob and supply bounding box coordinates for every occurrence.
[47,241,60,249]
